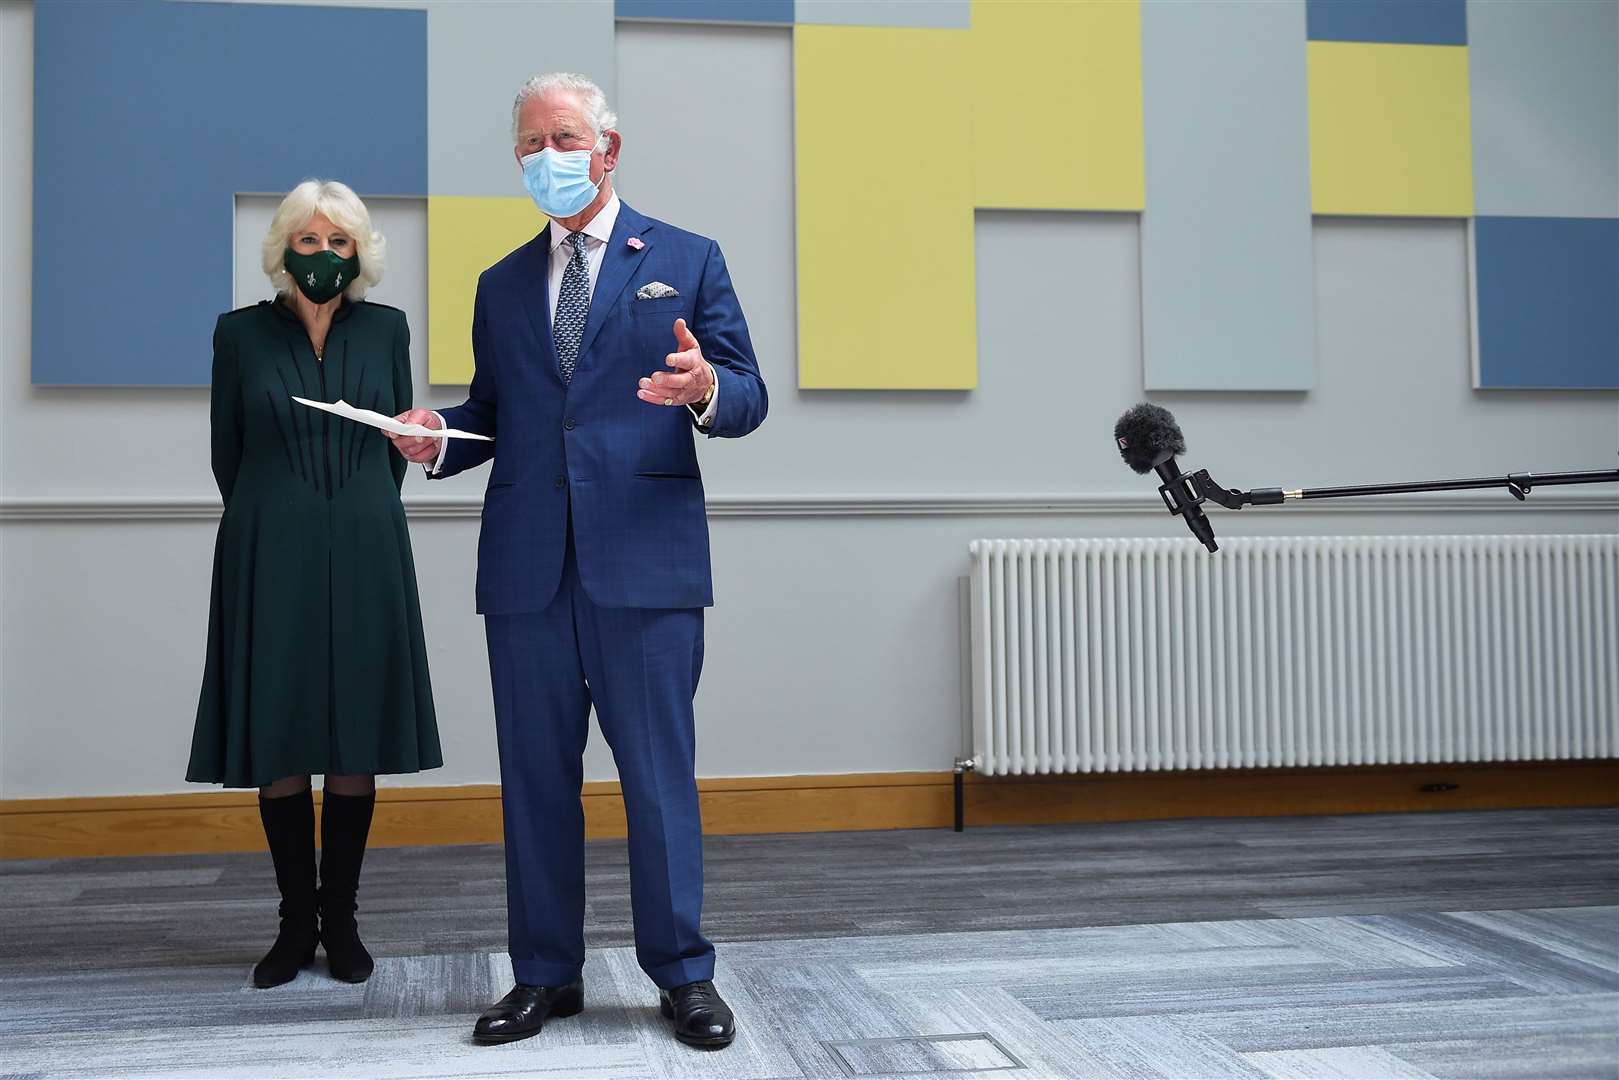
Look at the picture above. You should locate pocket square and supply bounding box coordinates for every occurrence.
[635,281,680,300]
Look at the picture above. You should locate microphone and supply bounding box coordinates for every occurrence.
[1114,403,1219,553]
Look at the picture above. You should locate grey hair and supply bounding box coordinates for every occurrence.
[511,72,617,146]
[261,179,385,301]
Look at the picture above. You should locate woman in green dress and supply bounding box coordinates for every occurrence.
[187,179,442,989]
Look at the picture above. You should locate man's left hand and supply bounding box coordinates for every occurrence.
[638,319,713,408]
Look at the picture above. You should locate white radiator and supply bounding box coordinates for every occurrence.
[968,535,1619,776]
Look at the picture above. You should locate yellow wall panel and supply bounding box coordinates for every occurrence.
[795,26,976,390]
[971,0,1144,211]
[426,196,546,385]
[1308,41,1474,217]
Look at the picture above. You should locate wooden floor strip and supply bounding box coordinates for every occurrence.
[2,762,1615,859]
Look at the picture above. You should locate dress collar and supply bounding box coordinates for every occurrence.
[269,295,356,324]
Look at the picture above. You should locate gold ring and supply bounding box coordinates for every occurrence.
[663,398,675,407]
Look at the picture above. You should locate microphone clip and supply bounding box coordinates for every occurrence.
[1152,459,1221,552]
[1182,468,1285,510]
[1156,469,1209,517]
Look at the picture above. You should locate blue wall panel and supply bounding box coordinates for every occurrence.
[1475,216,1619,389]
[1307,0,1466,45]
[32,0,426,385]
[796,1,968,28]
[615,0,793,24]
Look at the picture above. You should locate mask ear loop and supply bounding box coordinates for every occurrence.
[590,130,614,192]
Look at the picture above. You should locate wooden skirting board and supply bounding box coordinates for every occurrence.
[2,762,1615,860]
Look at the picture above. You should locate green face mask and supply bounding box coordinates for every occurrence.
[284,247,360,304]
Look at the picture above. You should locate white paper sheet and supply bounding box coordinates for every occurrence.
[291,397,493,441]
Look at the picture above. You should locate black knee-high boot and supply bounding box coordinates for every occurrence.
[254,789,319,988]
[318,790,377,983]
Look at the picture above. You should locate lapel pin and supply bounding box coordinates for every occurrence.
[626,236,644,251]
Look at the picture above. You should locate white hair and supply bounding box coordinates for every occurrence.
[511,72,617,147]
[261,179,386,301]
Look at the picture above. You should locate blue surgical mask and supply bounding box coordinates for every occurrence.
[521,147,601,218]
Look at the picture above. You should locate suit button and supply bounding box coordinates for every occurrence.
[554,475,566,489]
[564,417,577,430]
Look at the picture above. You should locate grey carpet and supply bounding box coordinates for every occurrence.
[1,808,1615,1078]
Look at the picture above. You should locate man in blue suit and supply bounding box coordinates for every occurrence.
[390,72,766,1049]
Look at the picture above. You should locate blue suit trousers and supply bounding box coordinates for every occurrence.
[485,523,714,990]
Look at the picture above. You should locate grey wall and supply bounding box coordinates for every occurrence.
[2,7,1615,799]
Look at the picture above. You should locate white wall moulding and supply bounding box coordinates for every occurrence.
[2,492,1617,523]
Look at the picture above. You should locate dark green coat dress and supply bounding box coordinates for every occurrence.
[187,297,442,788]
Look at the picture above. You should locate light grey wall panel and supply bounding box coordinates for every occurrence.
[427,0,617,197]
[611,22,797,473]
[1140,0,1316,391]
[1468,0,1619,218]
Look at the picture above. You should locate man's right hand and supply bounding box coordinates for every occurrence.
[388,409,444,463]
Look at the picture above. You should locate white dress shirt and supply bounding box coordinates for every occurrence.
[546,190,621,320]
[429,192,716,474]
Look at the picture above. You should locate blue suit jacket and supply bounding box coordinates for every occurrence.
[433,201,767,612]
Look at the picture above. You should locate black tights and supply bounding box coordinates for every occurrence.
[260,774,375,798]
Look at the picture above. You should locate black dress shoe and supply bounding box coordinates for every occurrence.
[659,980,736,1048]
[472,982,585,1045]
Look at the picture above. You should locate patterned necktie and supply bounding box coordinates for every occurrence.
[553,231,591,384]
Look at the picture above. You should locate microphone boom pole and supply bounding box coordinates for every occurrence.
[1114,402,1619,554]
[1187,467,1619,510]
